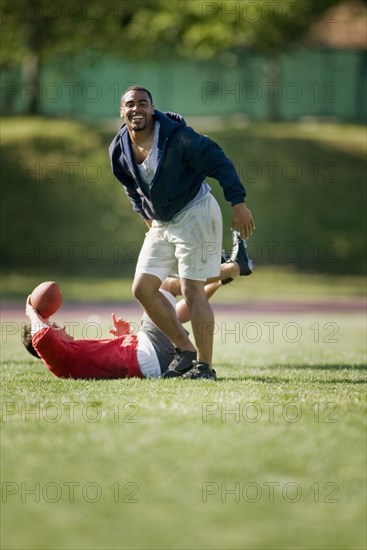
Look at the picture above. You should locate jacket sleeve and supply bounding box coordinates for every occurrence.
[181,127,246,206]
[109,137,149,219]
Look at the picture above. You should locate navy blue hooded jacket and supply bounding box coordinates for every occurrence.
[109,110,246,222]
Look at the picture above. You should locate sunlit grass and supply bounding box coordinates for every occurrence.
[1,308,366,550]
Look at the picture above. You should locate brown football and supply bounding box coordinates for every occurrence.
[30,281,62,318]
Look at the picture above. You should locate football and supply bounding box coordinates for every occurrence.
[30,281,63,318]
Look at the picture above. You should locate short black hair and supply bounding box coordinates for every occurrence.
[121,85,153,105]
[22,324,41,359]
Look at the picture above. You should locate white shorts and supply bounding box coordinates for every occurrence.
[136,194,222,282]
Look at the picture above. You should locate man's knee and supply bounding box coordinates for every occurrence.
[132,274,161,302]
[181,280,207,305]
[132,281,141,301]
[132,279,150,302]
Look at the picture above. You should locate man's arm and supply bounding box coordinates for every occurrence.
[231,203,255,239]
[25,296,50,334]
[25,296,74,342]
[112,163,148,219]
[182,128,245,203]
[181,128,255,238]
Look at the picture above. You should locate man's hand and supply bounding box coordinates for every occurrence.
[25,295,36,319]
[25,295,47,322]
[231,203,255,239]
[109,313,131,337]
[25,295,50,327]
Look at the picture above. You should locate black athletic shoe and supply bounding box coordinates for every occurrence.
[183,363,217,380]
[161,349,197,378]
[230,231,253,276]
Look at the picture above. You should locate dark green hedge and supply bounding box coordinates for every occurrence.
[1,118,365,275]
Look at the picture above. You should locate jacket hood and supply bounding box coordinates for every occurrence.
[159,110,187,127]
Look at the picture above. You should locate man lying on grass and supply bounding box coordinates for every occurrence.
[23,241,252,381]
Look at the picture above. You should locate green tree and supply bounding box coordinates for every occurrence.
[125,0,342,119]
[0,0,143,113]
[122,0,342,57]
[1,0,341,115]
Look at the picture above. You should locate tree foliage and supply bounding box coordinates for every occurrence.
[1,0,342,113]
[117,0,342,59]
[1,0,146,112]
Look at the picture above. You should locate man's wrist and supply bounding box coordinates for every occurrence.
[31,320,49,336]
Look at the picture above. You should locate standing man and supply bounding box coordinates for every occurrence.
[109,85,255,379]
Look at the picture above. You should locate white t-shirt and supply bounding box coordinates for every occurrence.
[136,121,160,186]
[136,289,177,378]
[136,331,161,378]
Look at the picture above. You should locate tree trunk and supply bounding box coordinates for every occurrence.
[23,0,41,115]
[265,56,281,122]
[23,51,40,115]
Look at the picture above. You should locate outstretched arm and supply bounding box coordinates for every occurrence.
[25,296,74,342]
[25,296,50,333]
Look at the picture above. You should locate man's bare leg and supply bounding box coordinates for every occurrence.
[176,280,221,324]
[161,261,240,324]
[136,261,241,378]
[161,261,239,296]
[180,279,214,367]
[132,273,195,352]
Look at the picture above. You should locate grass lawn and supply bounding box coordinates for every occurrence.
[1,116,366,548]
[1,305,366,549]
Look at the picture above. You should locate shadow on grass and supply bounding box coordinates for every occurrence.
[218,363,367,383]
[3,362,366,386]
[220,363,367,371]
[219,376,366,384]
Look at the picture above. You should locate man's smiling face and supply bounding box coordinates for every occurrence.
[120,90,155,133]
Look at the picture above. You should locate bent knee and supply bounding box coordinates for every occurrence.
[132,275,161,302]
[181,281,206,304]
[132,281,146,301]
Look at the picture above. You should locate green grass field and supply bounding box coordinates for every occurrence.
[1,115,366,548]
[1,302,366,549]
